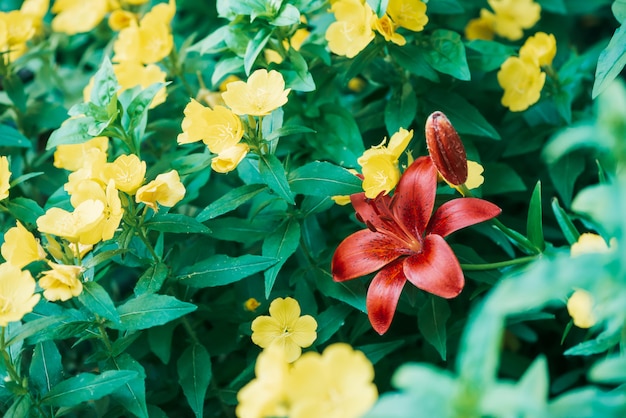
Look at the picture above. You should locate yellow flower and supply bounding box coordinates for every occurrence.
[102,154,146,194]
[519,32,557,67]
[0,156,11,201]
[115,62,168,108]
[0,11,36,62]
[449,160,485,195]
[386,0,428,32]
[287,343,378,418]
[36,200,106,245]
[331,195,352,206]
[571,233,611,257]
[465,10,496,40]
[20,0,50,20]
[222,69,291,116]
[325,0,375,58]
[373,14,405,46]
[488,0,541,41]
[211,143,250,174]
[1,221,47,269]
[51,0,110,35]
[178,101,244,153]
[108,9,137,31]
[251,297,317,363]
[39,262,83,302]
[236,344,291,418]
[567,289,596,329]
[124,0,150,5]
[358,128,413,198]
[497,56,545,112]
[68,180,123,243]
[135,170,186,211]
[0,263,40,326]
[53,137,109,171]
[244,298,261,312]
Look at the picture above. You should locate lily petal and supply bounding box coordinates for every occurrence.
[332,229,405,282]
[366,259,406,335]
[403,234,464,298]
[427,197,501,237]
[351,192,393,232]
[391,156,438,238]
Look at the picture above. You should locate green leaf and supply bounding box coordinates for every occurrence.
[388,44,440,82]
[262,218,301,298]
[482,163,527,195]
[6,316,63,347]
[126,82,164,133]
[41,370,138,407]
[538,0,567,14]
[211,56,244,86]
[90,57,120,107]
[385,83,418,135]
[357,340,405,365]
[108,354,149,418]
[344,42,386,82]
[466,40,516,72]
[425,29,470,81]
[366,0,389,16]
[259,154,295,204]
[244,28,272,75]
[196,184,267,222]
[46,116,95,150]
[3,396,31,418]
[3,197,44,224]
[264,125,316,142]
[78,281,121,325]
[418,296,451,360]
[547,152,586,206]
[177,344,212,418]
[426,0,464,14]
[422,90,500,139]
[0,124,30,148]
[29,341,63,397]
[526,181,545,251]
[205,216,275,243]
[289,161,362,197]
[114,294,197,331]
[188,26,229,55]
[564,329,621,356]
[592,25,626,98]
[176,254,277,288]
[315,304,352,345]
[589,355,626,383]
[271,3,300,25]
[144,213,211,234]
[613,0,626,23]
[3,73,27,113]
[81,249,128,270]
[148,323,177,364]
[315,268,367,313]
[551,198,580,245]
[134,263,170,296]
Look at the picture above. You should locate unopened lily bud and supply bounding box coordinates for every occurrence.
[425,111,468,186]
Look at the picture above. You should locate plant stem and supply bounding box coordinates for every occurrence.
[460,255,540,271]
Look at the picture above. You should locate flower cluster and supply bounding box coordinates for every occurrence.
[178,69,291,173]
[465,0,541,41]
[239,297,377,418]
[326,0,428,58]
[0,0,47,65]
[497,32,557,112]
[51,0,150,35]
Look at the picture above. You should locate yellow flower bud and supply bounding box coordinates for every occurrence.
[39,262,84,302]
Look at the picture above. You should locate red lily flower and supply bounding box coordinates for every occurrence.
[331,156,501,335]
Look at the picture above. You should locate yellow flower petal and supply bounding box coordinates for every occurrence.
[567,289,596,328]
[519,32,556,67]
[250,316,282,348]
[570,233,611,257]
[0,156,11,201]
[0,263,40,326]
[211,143,249,173]
[39,262,83,302]
[497,56,545,111]
[222,69,291,116]
[386,0,428,32]
[1,221,47,269]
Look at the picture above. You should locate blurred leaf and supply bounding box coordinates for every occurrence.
[3,73,27,113]
[315,304,352,345]
[79,281,121,325]
[593,25,626,98]
[41,371,137,407]
[613,0,626,23]
[547,152,586,207]
[29,341,63,397]
[547,387,626,416]
[135,263,170,296]
[418,296,451,361]
[4,396,31,418]
[542,123,600,165]
[482,163,526,195]
[589,355,626,383]
[263,218,301,298]
[0,124,30,148]
[385,83,417,135]
[114,294,197,331]
[357,340,405,365]
[564,329,621,356]
[425,29,470,81]
[366,0,389,16]
[145,213,211,234]
[289,161,362,197]
[526,181,545,251]
[178,344,212,418]
[259,154,295,204]
[196,184,266,221]
[45,116,95,149]
[177,254,277,287]
[271,3,300,25]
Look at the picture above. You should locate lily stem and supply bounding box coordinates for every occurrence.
[460,254,539,271]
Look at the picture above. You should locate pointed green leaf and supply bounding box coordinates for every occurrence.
[134,263,170,296]
[526,181,545,251]
[4,197,44,224]
[29,341,63,397]
[78,281,121,325]
[145,213,211,234]
[262,218,301,298]
[244,28,272,75]
[551,198,580,245]
[0,124,30,148]
[178,344,212,418]
[366,0,389,16]
[356,340,405,365]
[388,44,440,82]
[289,161,362,197]
[114,294,197,331]
[259,154,295,204]
[108,354,149,418]
[425,29,470,81]
[593,25,626,98]
[90,57,120,107]
[196,184,267,222]
[384,83,418,136]
[315,304,352,345]
[81,249,129,270]
[46,116,95,150]
[41,370,137,407]
[418,296,451,360]
[177,254,277,288]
